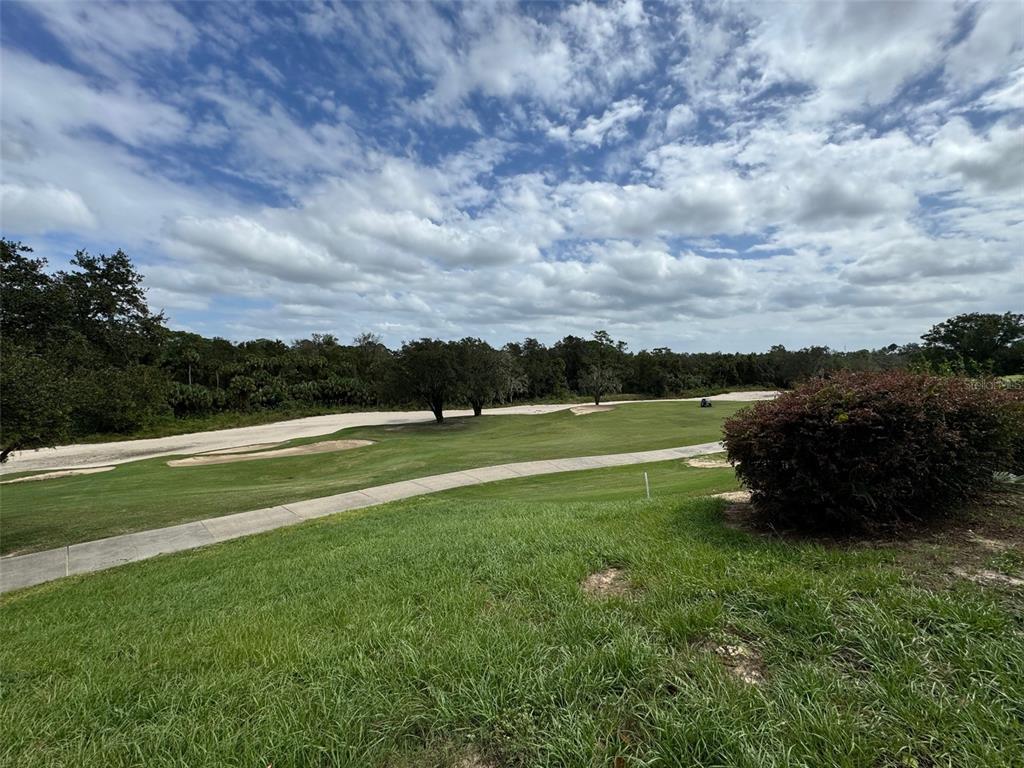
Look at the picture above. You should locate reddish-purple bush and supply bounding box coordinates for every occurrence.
[722,371,1023,532]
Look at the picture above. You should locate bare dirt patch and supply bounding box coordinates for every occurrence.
[454,750,499,768]
[967,532,1014,552]
[687,457,732,469]
[168,439,373,467]
[953,568,1024,588]
[713,490,751,503]
[712,492,762,535]
[706,641,767,685]
[0,466,115,484]
[570,404,616,415]
[581,567,632,598]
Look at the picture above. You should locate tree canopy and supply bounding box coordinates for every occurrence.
[2,238,1019,457]
[921,312,1024,376]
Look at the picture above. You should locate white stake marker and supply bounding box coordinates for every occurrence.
[644,471,651,500]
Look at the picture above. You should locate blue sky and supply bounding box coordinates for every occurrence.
[1,1,1021,351]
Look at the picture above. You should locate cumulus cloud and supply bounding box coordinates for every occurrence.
[1,0,1021,351]
[0,183,97,233]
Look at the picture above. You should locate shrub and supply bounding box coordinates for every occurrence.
[167,383,215,417]
[72,366,171,435]
[722,371,1023,532]
[1003,378,1024,474]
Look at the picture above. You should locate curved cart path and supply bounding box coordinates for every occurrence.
[0,440,726,593]
[0,391,776,475]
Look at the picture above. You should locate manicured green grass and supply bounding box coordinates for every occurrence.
[2,481,1021,767]
[444,459,739,503]
[1,401,744,555]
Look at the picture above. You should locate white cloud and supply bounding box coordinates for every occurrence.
[2,0,1021,353]
[0,183,97,233]
[665,104,697,136]
[567,97,645,146]
[24,0,197,74]
[1,51,189,148]
[944,1,1024,92]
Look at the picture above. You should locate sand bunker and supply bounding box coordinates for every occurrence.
[168,439,373,467]
[0,466,116,484]
[570,404,616,415]
[692,391,780,402]
[199,443,283,455]
[686,457,731,469]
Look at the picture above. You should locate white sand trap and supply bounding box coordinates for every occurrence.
[168,439,373,467]
[0,466,116,484]
[686,457,731,469]
[570,404,616,415]
[697,391,780,401]
[200,443,283,455]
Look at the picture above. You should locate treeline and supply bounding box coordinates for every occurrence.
[2,239,1021,458]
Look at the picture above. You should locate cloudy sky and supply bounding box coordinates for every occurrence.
[1,1,1021,352]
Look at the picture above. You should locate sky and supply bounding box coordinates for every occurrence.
[0,0,1021,353]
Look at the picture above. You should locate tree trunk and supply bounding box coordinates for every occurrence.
[187,364,192,386]
[471,399,483,416]
[0,446,13,464]
[430,396,444,423]
[593,392,601,405]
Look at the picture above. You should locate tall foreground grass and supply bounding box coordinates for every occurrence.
[3,492,1021,767]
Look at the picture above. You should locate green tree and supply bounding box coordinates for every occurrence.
[395,339,460,423]
[351,332,393,404]
[579,362,621,405]
[0,346,70,462]
[922,312,1024,376]
[1,241,72,459]
[454,337,501,416]
[61,249,165,365]
[495,351,528,404]
[1,240,68,348]
[506,338,566,398]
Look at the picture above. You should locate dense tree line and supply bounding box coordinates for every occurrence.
[2,239,1021,458]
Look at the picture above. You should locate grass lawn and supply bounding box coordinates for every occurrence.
[444,458,739,504]
[1,401,744,555]
[2,471,1022,767]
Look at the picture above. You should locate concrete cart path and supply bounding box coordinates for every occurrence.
[0,440,725,593]
[0,392,777,475]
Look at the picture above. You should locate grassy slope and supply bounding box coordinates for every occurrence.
[444,458,740,503]
[2,480,1021,767]
[1,401,743,555]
